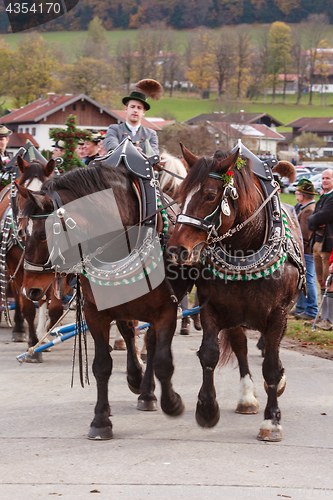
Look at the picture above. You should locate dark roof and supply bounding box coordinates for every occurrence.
[285,117,333,132]
[0,94,120,124]
[185,112,283,127]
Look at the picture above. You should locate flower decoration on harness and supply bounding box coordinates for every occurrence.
[236,157,246,170]
[220,170,234,186]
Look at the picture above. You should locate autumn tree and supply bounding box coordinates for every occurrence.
[212,28,236,100]
[76,17,111,60]
[292,132,326,159]
[185,30,215,99]
[291,25,308,105]
[10,34,58,107]
[274,0,301,18]
[302,13,330,105]
[158,123,216,156]
[268,21,292,104]
[0,40,13,107]
[256,28,270,103]
[229,27,253,100]
[116,38,136,94]
[59,57,118,106]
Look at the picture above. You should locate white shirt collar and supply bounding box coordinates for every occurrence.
[126,122,140,137]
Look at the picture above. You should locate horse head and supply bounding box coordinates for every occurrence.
[168,145,261,265]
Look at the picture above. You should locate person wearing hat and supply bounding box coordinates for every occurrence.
[52,140,65,160]
[307,169,333,330]
[83,131,101,165]
[104,79,163,156]
[0,125,12,166]
[292,180,318,321]
[76,138,86,162]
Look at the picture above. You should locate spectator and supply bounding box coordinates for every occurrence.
[0,125,12,165]
[83,132,100,165]
[292,181,318,321]
[307,169,333,330]
[52,140,65,160]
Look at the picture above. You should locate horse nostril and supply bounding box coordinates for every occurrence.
[176,246,189,264]
[26,288,43,302]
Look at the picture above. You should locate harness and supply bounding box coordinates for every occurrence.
[176,152,306,291]
[24,138,183,302]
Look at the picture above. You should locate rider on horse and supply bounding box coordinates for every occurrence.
[103,80,162,156]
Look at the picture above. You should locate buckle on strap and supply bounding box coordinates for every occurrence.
[177,214,212,232]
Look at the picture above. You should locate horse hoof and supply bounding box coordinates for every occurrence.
[25,352,43,363]
[235,403,259,414]
[11,332,27,342]
[161,394,185,417]
[264,374,286,397]
[257,427,282,442]
[137,399,158,411]
[127,381,141,395]
[88,426,113,440]
[195,401,220,428]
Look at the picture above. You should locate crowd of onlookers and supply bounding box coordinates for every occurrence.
[290,170,333,330]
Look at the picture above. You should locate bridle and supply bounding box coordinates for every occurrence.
[176,173,239,239]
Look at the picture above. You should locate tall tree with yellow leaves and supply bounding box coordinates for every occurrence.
[185,31,215,99]
[268,21,292,104]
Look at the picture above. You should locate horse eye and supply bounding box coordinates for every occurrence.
[204,192,216,202]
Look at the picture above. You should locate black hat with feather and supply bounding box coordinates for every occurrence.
[122,79,163,111]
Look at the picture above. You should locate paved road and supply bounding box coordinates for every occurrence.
[0,313,333,500]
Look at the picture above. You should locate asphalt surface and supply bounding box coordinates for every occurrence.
[1,311,333,500]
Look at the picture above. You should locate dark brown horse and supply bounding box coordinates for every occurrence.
[20,161,193,439]
[0,156,63,362]
[168,145,304,442]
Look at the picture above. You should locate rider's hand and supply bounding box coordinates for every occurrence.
[135,146,143,152]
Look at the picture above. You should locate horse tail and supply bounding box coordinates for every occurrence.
[272,161,296,183]
[217,329,236,368]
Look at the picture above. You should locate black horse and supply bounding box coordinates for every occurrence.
[20,161,193,439]
[168,144,304,442]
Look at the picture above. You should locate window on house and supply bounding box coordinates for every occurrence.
[25,128,29,134]
[32,127,36,136]
[73,104,76,110]
[19,128,23,133]
[81,104,85,111]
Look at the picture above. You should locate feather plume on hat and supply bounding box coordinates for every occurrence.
[135,79,163,100]
[272,161,296,183]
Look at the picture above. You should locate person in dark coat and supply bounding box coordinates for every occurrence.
[292,180,318,321]
[307,169,333,329]
[104,79,162,156]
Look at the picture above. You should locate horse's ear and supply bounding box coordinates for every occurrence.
[17,155,30,174]
[180,143,198,168]
[15,183,29,199]
[216,149,239,172]
[44,158,56,178]
[27,191,46,210]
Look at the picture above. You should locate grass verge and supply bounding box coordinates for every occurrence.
[286,317,333,351]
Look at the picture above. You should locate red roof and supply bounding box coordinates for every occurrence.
[0,94,119,124]
[8,132,39,148]
[213,122,285,140]
[286,117,333,132]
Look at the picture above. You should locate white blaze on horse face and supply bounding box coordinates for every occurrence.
[25,178,43,192]
[27,219,33,236]
[180,185,201,229]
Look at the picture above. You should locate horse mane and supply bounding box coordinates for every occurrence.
[159,150,187,195]
[179,150,259,219]
[19,160,47,185]
[22,163,130,216]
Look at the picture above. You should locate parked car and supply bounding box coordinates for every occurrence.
[309,173,323,194]
[287,172,314,193]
